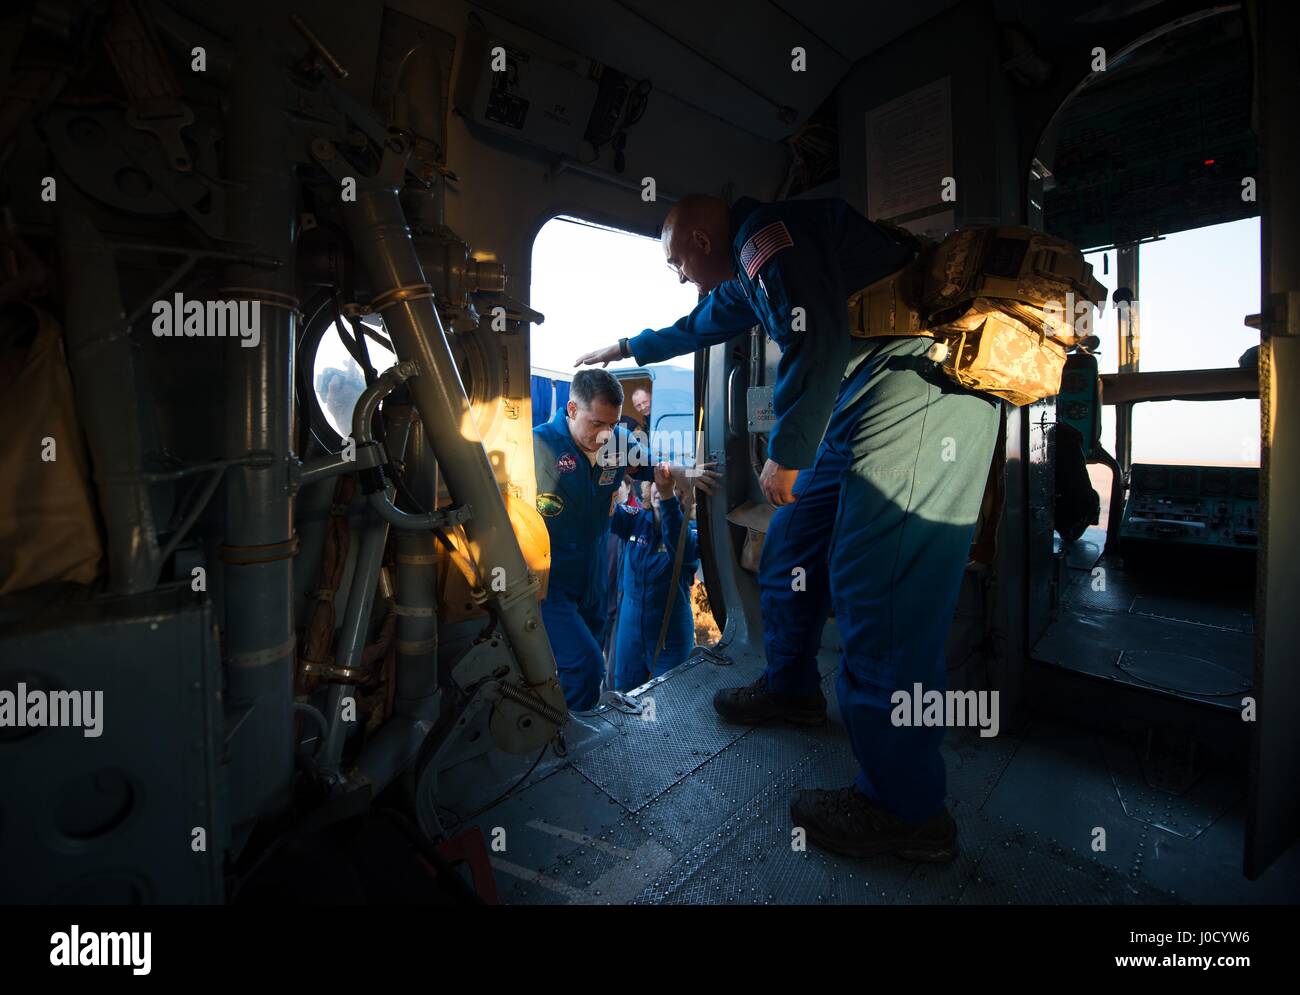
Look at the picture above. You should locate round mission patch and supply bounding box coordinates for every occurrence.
[536,492,565,517]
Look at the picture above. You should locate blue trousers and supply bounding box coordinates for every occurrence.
[613,601,693,691]
[541,591,607,711]
[758,337,1000,823]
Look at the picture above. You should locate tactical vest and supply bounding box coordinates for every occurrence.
[846,225,1107,406]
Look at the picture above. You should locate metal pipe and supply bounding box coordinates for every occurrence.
[331,512,390,686]
[316,507,389,770]
[220,21,299,840]
[291,440,342,621]
[293,701,329,755]
[318,403,413,773]
[57,202,162,594]
[335,405,413,674]
[338,178,565,718]
[366,491,448,530]
[394,419,440,706]
[350,361,455,529]
[353,418,440,794]
[158,466,225,565]
[299,451,355,486]
[351,360,415,440]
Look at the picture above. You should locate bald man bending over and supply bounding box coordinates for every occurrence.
[577,193,1000,864]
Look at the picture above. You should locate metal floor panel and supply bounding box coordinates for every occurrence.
[944,726,1024,810]
[634,745,912,905]
[1129,593,1254,634]
[467,638,1295,904]
[1138,803,1300,905]
[1094,734,1241,841]
[437,708,622,817]
[956,819,1173,905]
[469,765,629,892]
[982,720,1155,880]
[1058,554,1253,635]
[571,654,766,812]
[1061,562,1142,614]
[1033,606,1252,709]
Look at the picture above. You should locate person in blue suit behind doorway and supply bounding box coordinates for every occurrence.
[533,368,717,711]
[610,465,699,691]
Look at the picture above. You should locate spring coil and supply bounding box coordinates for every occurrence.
[495,680,566,727]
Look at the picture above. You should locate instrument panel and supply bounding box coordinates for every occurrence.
[1120,463,1258,550]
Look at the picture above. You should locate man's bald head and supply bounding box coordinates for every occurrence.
[662,194,736,294]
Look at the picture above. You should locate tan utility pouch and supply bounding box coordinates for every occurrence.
[931,299,1067,407]
[845,226,1105,406]
[846,268,926,339]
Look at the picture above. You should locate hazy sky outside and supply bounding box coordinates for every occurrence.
[1086,216,1260,466]
[530,217,700,373]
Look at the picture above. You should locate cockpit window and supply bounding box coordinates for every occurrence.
[1081,218,1260,470]
[1119,218,1259,468]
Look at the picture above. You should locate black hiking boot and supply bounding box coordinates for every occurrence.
[712,673,827,726]
[790,786,960,863]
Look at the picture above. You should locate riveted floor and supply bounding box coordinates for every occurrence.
[454,644,1300,905]
[1034,534,1255,710]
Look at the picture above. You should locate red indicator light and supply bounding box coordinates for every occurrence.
[1204,158,1216,165]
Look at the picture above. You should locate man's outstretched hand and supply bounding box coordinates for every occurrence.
[668,461,723,497]
[575,343,623,367]
[760,459,798,506]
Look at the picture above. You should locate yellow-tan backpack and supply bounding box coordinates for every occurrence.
[847,225,1107,406]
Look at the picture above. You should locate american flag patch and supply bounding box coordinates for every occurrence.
[739,221,793,279]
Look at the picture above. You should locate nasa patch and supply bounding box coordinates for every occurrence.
[598,468,618,486]
[556,452,577,474]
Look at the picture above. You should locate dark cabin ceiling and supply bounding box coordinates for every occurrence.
[469,0,961,140]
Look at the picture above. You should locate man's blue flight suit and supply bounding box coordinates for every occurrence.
[533,409,654,710]
[626,197,1000,824]
[609,496,700,691]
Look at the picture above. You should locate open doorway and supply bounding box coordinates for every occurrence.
[530,215,719,693]
[1030,3,1260,679]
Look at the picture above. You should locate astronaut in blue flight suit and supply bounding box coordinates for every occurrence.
[576,195,1000,862]
[533,369,716,712]
[609,465,700,691]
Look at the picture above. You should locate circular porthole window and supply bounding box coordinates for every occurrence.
[310,316,396,439]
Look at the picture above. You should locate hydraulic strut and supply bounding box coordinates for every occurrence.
[326,143,567,751]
